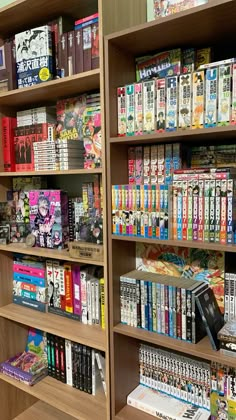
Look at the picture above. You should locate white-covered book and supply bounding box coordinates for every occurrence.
[127,385,210,419]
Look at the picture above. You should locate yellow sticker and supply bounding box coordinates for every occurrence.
[39,67,50,82]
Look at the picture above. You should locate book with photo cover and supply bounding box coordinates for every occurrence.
[196,287,224,350]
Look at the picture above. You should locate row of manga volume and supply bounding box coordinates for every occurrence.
[112,167,236,244]
[118,56,236,136]
[119,269,210,344]
[128,347,236,419]
[1,93,101,173]
[139,343,211,409]
[112,183,170,239]
[12,254,105,329]
[0,175,103,247]
[47,333,106,395]
[0,14,99,91]
[128,143,182,186]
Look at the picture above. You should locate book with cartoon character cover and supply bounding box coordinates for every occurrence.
[0,328,47,385]
[196,287,224,350]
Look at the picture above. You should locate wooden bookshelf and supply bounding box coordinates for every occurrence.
[112,234,236,253]
[13,400,75,420]
[0,0,148,419]
[0,374,106,420]
[0,71,100,108]
[0,304,106,351]
[104,1,236,418]
[0,168,102,177]
[0,243,104,265]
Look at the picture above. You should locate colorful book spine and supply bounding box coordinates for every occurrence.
[117,86,126,136]
[126,84,135,136]
[156,78,166,132]
[134,82,143,135]
[166,76,178,132]
[218,64,232,126]
[143,80,155,134]
[179,73,192,129]
[192,70,205,129]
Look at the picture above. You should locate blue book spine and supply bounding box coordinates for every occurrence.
[144,281,149,330]
[157,283,161,333]
[148,281,153,331]
[13,272,46,287]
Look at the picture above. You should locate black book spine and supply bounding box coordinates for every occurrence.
[186,289,192,342]
[50,334,56,378]
[77,344,82,390]
[72,342,77,388]
[55,336,61,381]
[82,345,87,392]
[46,333,52,376]
[87,347,92,394]
[59,337,66,383]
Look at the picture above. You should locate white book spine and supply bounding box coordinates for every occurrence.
[65,339,73,386]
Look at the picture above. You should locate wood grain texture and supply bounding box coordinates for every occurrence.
[109,125,236,145]
[111,234,236,253]
[0,0,98,38]
[0,168,102,177]
[13,401,76,420]
[113,323,236,367]
[0,71,100,109]
[0,304,106,351]
[102,0,146,35]
[0,380,37,420]
[116,404,155,420]
[0,243,104,265]
[0,374,106,420]
[106,0,234,54]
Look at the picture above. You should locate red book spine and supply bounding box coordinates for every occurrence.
[176,287,182,340]
[75,12,99,26]
[75,29,83,74]
[83,25,92,72]
[91,22,99,69]
[2,116,16,171]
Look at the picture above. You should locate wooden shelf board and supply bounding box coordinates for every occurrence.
[116,404,154,420]
[0,243,104,265]
[13,400,75,420]
[106,0,235,55]
[109,125,236,145]
[112,234,236,253]
[0,303,106,351]
[0,168,102,177]
[113,323,236,367]
[0,374,106,420]
[0,0,98,38]
[0,71,100,109]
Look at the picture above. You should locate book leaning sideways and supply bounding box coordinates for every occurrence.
[15,25,53,88]
[127,385,210,420]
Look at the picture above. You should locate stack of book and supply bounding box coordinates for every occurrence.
[13,255,48,312]
[0,328,48,386]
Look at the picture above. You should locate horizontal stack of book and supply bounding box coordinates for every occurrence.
[147,0,208,21]
[47,333,106,395]
[139,343,211,409]
[120,269,208,343]
[0,328,47,386]
[13,255,48,312]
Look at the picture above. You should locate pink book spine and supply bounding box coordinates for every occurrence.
[72,265,81,316]
[13,263,45,278]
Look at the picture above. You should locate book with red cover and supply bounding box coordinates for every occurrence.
[83,25,92,72]
[75,12,99,27]
[14,126,34,172]
[91,22,99,69]
[75,28,83,74]
[1,116,17,171]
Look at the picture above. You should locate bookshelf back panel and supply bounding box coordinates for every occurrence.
[0,380,37,420]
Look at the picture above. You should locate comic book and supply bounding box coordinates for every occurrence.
[56,95,87,141]
[15,25,53,88]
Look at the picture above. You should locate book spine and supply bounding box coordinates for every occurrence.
[82,345,87,392]
[64,263,73,313]
[87,347,92,394]
[59,337,66,383]
[67,31,76,76]
[92,349,96,395]
[65,339,73,386]
[91,22,99,69]
[13,295,47,312]
[50,334,56,378]
[83,25,92,71]
[220,179,227,244]
[186,290,192,342]
[55,335,60,380]
[2,117,16,171]
[59,33,68,76]
[72,265,81,317]
[224,272,230,322]
[47,333,52,376]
